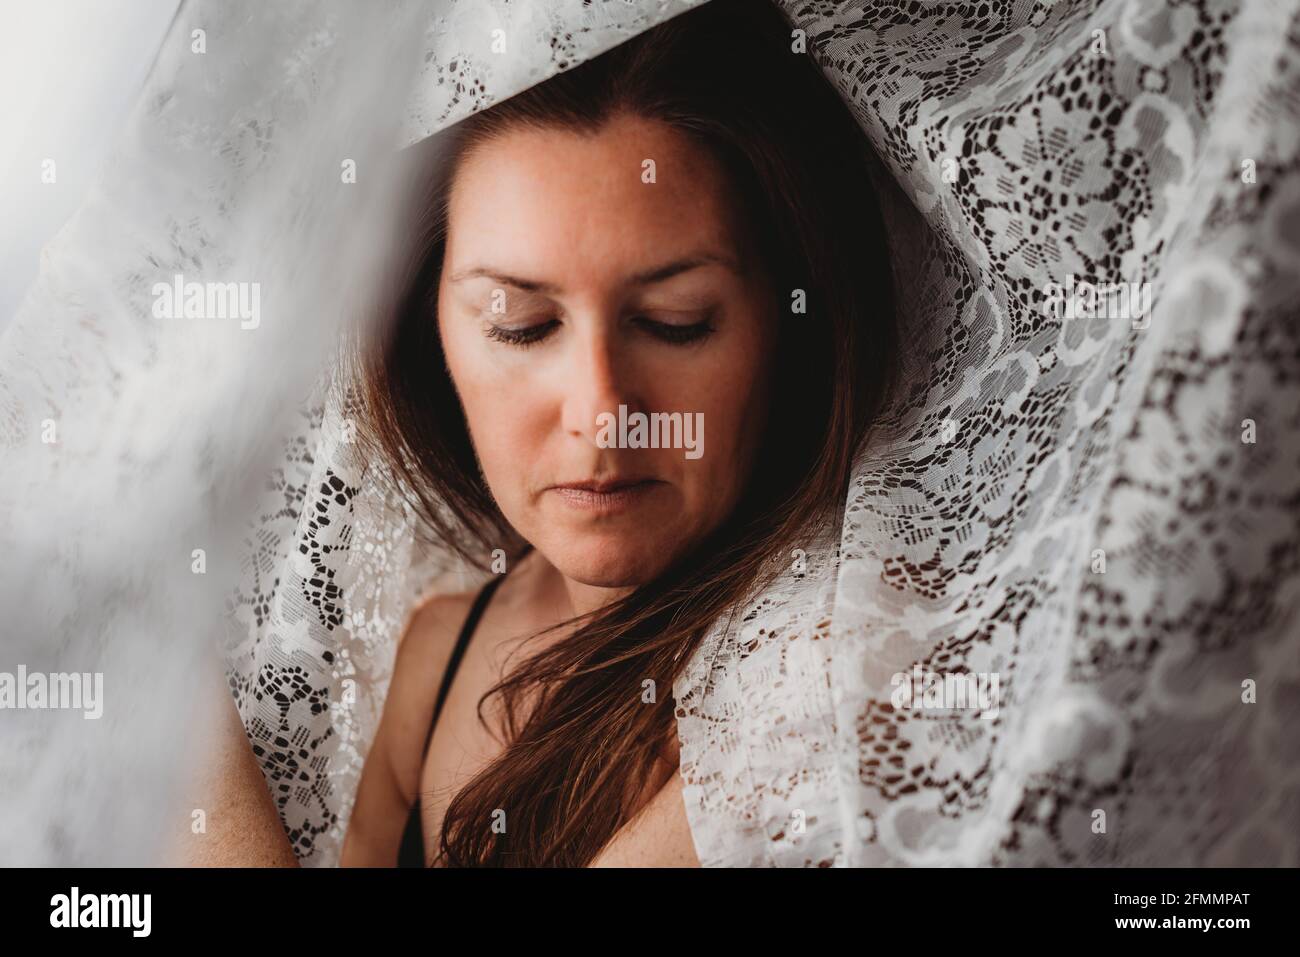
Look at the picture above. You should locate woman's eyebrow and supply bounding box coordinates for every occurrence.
[446,251,740,294]
[629,252,741,285]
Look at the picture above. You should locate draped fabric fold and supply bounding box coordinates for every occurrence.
[2,0,1297,866]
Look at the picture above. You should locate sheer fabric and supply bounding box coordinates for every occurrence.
[2,0,1297,867]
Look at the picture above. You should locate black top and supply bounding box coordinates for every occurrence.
[395,571,508,867]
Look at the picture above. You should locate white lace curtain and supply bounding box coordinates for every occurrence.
[2,0,1297,867]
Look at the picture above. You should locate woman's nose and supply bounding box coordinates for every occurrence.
[559,324,643,446]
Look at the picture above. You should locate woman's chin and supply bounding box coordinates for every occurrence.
[541,535,679,589]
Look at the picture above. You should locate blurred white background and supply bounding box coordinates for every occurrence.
[0,0,179,332]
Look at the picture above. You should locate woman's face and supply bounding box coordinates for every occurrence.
[437,111,779,587]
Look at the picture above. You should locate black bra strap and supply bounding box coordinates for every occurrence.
[398,548,531,867]
[420,554,523,755]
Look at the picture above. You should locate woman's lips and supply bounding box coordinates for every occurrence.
[548,479,664,513]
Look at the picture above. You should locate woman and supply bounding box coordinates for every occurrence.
[336,0,899,868]
[185,0,898,868]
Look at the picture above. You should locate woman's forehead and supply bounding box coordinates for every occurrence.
[442,114,749,292]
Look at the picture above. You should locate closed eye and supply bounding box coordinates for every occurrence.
[482,309,717,348]
[632,310,716,345]
[483,318,560,347]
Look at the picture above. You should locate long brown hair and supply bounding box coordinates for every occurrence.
[349,0,899,866]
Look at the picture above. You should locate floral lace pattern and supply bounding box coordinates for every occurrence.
[3,0,1296,867]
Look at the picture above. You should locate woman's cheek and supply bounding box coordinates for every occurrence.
[473,384,550,510]
[467,383,522,461]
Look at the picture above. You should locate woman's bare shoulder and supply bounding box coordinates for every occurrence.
[396,550,543,663]
[340,584,482,865]
[398,587,480,666]
[385,554,543,725]
[376,553,546,773]
[378,586,483,778]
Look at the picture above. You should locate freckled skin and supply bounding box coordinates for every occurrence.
[438,111,779,589]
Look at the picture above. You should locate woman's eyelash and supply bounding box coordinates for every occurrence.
[483,318,559,347]
[482,311,717,348]
[633,313,716,344]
